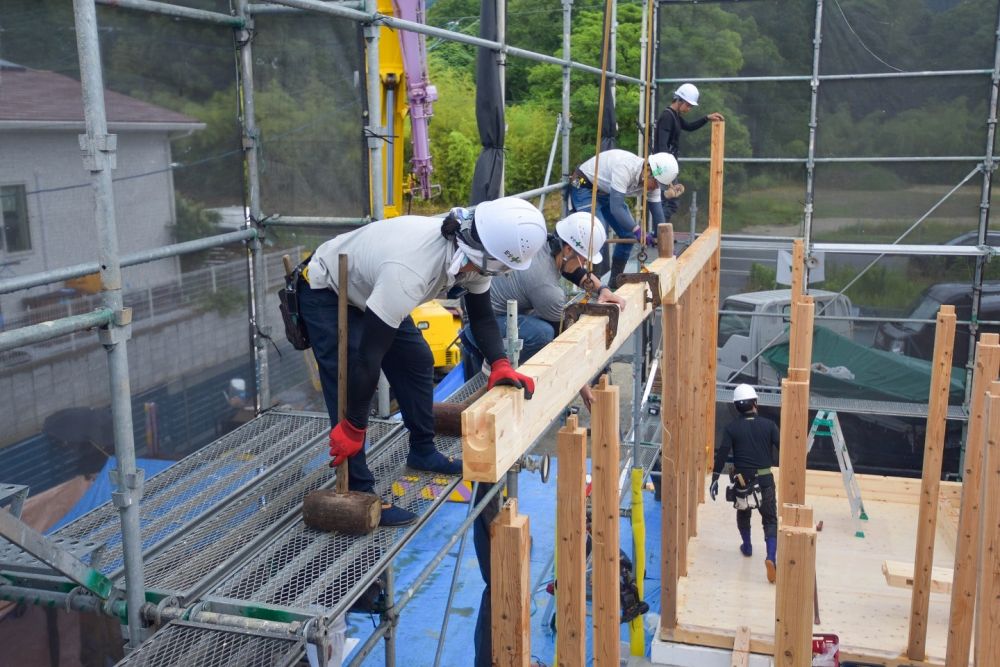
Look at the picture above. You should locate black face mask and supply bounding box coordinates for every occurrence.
[562,265,588,286]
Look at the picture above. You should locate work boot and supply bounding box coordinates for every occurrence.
[765,536,777,583]
[379,502,417,527]
[739,527,753,557]
[407,448,463,476]
[609,256,629,288]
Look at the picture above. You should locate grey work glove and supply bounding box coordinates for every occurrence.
[709,476,719,501]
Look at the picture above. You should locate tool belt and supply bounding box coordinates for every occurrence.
[277,255,312,350]
[725,472,762,511]
[570,169,594,190]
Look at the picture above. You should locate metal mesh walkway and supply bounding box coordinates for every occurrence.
[113,621,303,667]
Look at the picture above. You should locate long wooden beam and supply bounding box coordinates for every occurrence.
[788,296,815,372]
[945,333,1000,666]
[777,379,809,506]
[708,121,725,231]
[491,499,531,667]
[461,230,727,482]
[791,239,805,301]
[591,376,621,667]
[660,300,682,632]
[907,305,956,661]
[670,227,721,304]
[556,416,587,666]
[975,383,1000,666]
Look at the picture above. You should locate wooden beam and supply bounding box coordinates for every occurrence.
[773,503,816,667]
[777,379,809,507]
[788,297,815,373]
[882,560,953,594]
[907,305,956,661]
[705,247,722,482]
[677,296,690,572]
[591,376,621,667]
[660,302,681,632]
[463,255,687,483]
[975,383,1000,667]
[803,468,963,505]
[687,287,701,538]
[708,120,725,231]
[946,333,1000,666]
[731,625,751,667]
[658,222,675,257]
[672,227,721,303]
[491,499,530,667]
[790,239,805,303]
[556,416,587,667]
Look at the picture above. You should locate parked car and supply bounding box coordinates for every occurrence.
[873,281,1000,369]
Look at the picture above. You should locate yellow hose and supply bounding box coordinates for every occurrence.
[629,467,646,655]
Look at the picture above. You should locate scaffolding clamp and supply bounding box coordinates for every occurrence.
[98,307,133,346]
[109,468,145,509]
[614,272,661,308]
[562,302,619,349]
[78,133,117,171]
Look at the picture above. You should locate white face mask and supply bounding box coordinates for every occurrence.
[453,239,510,277]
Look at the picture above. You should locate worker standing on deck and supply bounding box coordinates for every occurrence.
[567,149,678,284]
[652,83,724,224]
[459,210,627,408]
[299,197,546,526]
[709,384,780,583]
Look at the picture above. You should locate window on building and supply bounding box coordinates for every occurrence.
[1,185,31,253]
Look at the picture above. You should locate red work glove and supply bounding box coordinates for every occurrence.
[487,359,535,399]
[329,420,365,468]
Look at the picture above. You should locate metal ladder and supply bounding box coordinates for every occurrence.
[807,410,869,538]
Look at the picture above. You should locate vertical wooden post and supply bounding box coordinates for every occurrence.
[708,121,725,231]
[946,334,1000,666]
[907,305,957,661]
[491,499,531,667]
[788,296,815,373]
[658,222,675,258]
[591,375,621,667]
[705,246,722,479]
[660,302,681,632]
[556,416,587,666]
[676,296,690,574]
[777,379,810,507]
[773,503,816,667]
[975,383,1000,667]
[790,239,805,302]
[687,286,701,537]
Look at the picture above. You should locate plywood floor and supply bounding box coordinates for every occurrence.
[673,474,962,666]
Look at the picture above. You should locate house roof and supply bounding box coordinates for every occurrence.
[0,62,203,131]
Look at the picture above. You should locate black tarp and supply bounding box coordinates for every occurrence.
[469,0,504,206]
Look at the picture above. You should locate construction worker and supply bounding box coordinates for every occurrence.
[709,383,780,583]
[299,197,547,526]
[459,210,626,408]
[653,83,724,223]
[459,210,624,667]
[568,149,678,284]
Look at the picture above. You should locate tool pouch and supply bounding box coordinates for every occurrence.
[278,261,311,350]
[728,476,761,511]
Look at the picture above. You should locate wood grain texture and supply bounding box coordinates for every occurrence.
[907,306,956,661]
[491,499,531,667]
[777,379,809,507]
[556,416,587,666]
[660,302,682,632]
[974,387,1000,667]
[773,504,816,667]
[591,376,621,667]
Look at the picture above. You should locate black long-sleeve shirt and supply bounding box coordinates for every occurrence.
[712,412,780,477]
[653,107,709,158]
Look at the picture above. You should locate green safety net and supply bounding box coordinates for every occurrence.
[761,326,965,404]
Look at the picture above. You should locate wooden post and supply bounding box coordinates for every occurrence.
[591,376,621,667]
[556,416,587,666]
[708,121,725,231]
[676,297,690,574]
[731,625,751,667]
[491,499,531,667]
[687,287,701,537]
[907,305,957,661]
[788,296,815,373]
[705,246,722,478]
[975,383,1000,667]
[660,302,681,632]
[773,503,816,667]
[777,379,809,506]
[658,222,675,258]
[790,239,805,303]
[946,334,1000,666]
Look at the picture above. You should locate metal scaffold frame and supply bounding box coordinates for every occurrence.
[1,0,999,665]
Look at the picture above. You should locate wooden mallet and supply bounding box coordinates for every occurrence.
[302,253,382,535]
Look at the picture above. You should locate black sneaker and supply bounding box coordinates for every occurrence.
[407,450,462,475]
[379,503,417,527]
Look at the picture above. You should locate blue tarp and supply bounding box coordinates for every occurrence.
[47,456,175,534]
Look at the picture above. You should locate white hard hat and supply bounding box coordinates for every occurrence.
[674,83,700,106]
[473,197,548,271]
[230,378,247,392]
[733,384,758,403]
[648,153,679,186]
[555,212,606,264]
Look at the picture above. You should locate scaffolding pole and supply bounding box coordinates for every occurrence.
[802,0,824,257]
[94,0,244,25]
[561,0,573,216]
[658,68,995,84]
[71,0,145,649]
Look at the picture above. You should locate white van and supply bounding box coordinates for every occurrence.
[717,289,854,386]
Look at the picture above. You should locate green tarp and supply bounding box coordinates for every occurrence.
[761,326,965,404]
